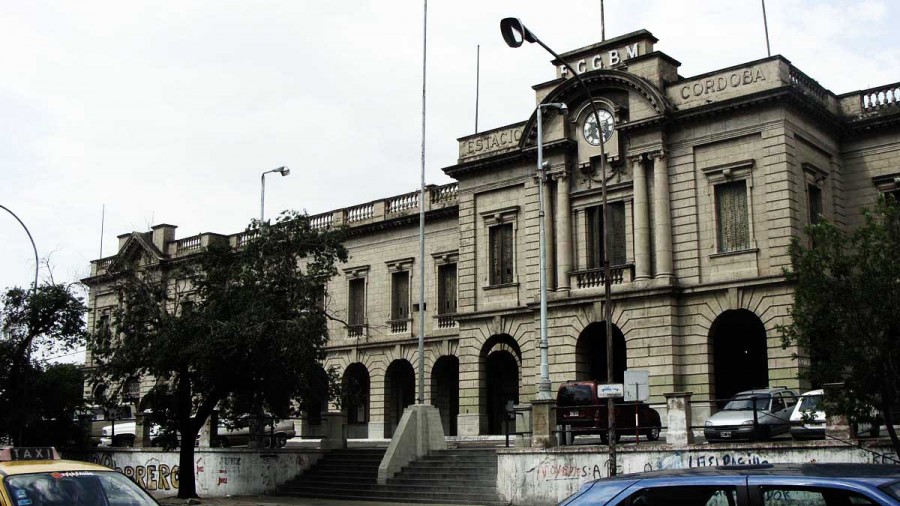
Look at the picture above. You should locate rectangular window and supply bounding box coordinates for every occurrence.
[587,203,626,268]
[438,264,457,315]
[489,223,514,285]
[391,271,409,320]
[808,184,822,225]
[715,180,750,253]
[348,278,366,327]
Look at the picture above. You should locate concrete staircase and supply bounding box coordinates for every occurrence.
[277,448,505,505]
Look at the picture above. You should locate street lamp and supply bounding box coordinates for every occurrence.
[0,204,39,290]
[536,102,568,401]
[501,17,619,475]
[260,166,290,222]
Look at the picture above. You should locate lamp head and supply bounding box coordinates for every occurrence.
[278,166,290,176]
[541,102,568,115]
[500,18,538,48]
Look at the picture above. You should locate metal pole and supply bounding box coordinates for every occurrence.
[537,106,551,400]
[417,0,428,404]
[260,172,266,223]
[761,0,771,57]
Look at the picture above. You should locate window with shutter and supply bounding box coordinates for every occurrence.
[391,271,409,320]
[715,180,750,252]
[808,183,822,225]
[438,264,457,315]
[348,278,366,326]
[587,202,627,268]
[489,224,514,285]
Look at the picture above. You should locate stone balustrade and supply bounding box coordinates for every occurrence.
[862,82,900,112]
[387,191,419,214]
[176,236,201,253]
[571,264,635,289]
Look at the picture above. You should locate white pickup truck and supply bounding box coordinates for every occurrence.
[99,416,295,448]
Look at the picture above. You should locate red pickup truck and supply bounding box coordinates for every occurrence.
[556,380,662,445]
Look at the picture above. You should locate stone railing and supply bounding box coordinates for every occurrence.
[861,82,900,113]
[176,236,202,253]
[437,314,456,329]
[309,212,333,230]
[345,203,375,223]
[789,66,828,103]
[234,230,259,249]
[347,324,366,338]
[571,264,635,289]
[387,191,419,214]
[431,183,458,205]
[388,318,410,333]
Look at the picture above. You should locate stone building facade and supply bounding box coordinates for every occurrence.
[83,30,900,439]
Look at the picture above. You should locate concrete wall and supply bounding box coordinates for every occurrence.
[88,448,321,498]
[497,441,898,505]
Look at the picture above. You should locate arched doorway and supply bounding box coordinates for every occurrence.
[342,363,370,439]
[431,356,459,436]
[481,334,521,435]
[384,359,415,438]
[710,309,769,403]
[575,322,627,382]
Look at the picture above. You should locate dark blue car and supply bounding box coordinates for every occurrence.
[560,464,900,505]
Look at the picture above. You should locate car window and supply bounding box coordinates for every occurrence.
[4,471,158,506]
[799,395,822,411]
[759,486,876,505]
[725,396,769,411]
[558,385,594,406]
[628,485,738,506]
[772,395,785,412]
[783,393,797,407]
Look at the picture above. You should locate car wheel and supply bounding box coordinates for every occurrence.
[645,427,660,441]
[216,436,231,448]
[276,434,288,448]
[263,436,275,449]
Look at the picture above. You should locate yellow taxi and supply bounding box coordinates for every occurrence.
[0,447,160,505]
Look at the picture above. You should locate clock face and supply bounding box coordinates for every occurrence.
[582,109,614,146]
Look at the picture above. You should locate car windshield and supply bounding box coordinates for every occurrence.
[558,385,593,406]
[799,394,822,411]
[4,470,159,506]
[724,395,769,411]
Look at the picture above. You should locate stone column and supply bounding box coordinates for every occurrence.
[665,392,695,446]
[555,172,573,291]
[541,174,555,291]
[531,399,558,448]
[631,155,651,280]
[134,412,152,448]
[320,410,348,450]
[652,151,673,277]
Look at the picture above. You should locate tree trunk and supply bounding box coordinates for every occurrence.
[176,426,200,499]
[880,389,900,463]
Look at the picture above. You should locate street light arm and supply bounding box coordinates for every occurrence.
[0,204,39,290]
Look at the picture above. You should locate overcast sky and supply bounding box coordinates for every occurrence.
[2,1,898,362]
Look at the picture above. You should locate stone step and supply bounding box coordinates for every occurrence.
[279,485,502,504]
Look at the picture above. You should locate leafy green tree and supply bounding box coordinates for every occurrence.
[0,284,86,445]
[780,196,900,460]
[89,212,347,499]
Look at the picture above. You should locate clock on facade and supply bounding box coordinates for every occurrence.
[582,109,615,145]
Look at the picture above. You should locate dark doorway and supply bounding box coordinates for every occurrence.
[431,356,459,436]
[710,309,769,404]
[342,363,370,438]
[486,350,519,435]
[302,366,330,427]
[384,359,415,438]
[575,322,627,382]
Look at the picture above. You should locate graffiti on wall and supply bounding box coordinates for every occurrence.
[528,458,622,481]
[89,453,179,491]
[647,451,769,471]
[217,456,241,486]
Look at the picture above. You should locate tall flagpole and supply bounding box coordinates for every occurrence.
[417,0,428,404]
[475,45,480,134]
[761,0,771,57]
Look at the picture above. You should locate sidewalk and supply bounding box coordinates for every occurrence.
[156,496,480,506]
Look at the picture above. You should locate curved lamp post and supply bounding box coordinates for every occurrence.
[0,204,39,290]
[501,17,618,475]
[260,166,291,223]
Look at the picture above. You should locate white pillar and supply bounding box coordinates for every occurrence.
[652,151,673,277]
[631,155,651,280]
[555,172,573,291]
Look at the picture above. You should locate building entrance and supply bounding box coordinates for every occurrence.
[384,359,415,438]
[710,309,769,404]
[431,356,459,436]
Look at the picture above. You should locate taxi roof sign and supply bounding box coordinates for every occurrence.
[0,447,60,461]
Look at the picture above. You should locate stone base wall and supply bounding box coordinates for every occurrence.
[88,448,321,498]
[498,441,898,505]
